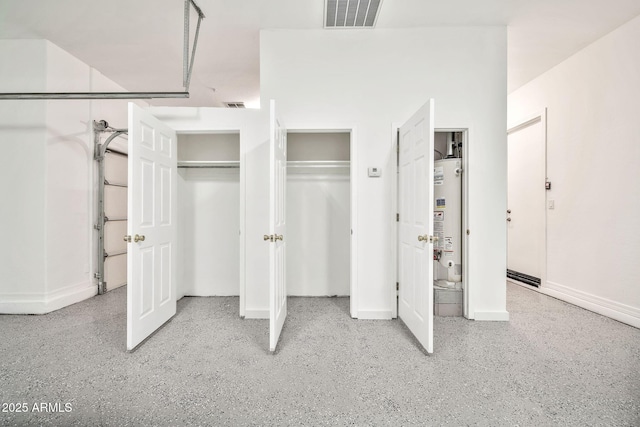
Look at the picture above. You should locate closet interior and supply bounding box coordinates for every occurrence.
[286,132,351,297]
[177,133,241,298]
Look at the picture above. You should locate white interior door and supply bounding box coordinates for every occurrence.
[507,115,545,286]
[269,100,287,352]
[126,103,177,351]
[398,99,435,354]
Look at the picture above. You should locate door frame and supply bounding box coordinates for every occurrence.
[391,125,471,319]
[284,125,359,318]
[174,129,246,317]
[506,108,547,292]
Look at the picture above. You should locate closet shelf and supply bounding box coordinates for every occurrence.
[287,160,350,168]
[287,160,350,175]
[178,160,240,168]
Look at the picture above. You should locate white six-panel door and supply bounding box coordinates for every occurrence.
[398,100,435,354]
[269,100,287,352]
[126,103,178,351]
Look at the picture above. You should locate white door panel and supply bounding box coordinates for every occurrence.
[269,100,287,352]
[104,151,128,186]
[398,100,435,354]
[104,254,127,291]
[104,186,128,219]
[127,103,177,351]
[104,220,128,255]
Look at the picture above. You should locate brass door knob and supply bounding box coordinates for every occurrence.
[264,234,273,241]
[418,234,429,242]
[134,234,145,242]
[275,234,283,241]
[124,235,132,242]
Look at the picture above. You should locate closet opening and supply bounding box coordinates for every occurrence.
[177,132,242,305]
[393,127,469,320]
[286,132,352,309]
[432,129,468,318]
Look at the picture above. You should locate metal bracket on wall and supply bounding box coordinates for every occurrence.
[0,0,205,100]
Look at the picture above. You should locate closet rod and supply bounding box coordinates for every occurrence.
[178,161,240,169]
[178,165,240,169]
[287,161,350,168]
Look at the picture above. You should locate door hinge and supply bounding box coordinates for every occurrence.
[396,213,399,222]
[396,282,399,291]
[94,272,102,280]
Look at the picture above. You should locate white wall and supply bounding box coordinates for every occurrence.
[261,28,508,320]
[508,15,640,328]
[287,172,351,296]
[0,40,143,313]
[0,40,47,305]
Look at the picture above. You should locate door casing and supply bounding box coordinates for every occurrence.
[284,125,359,318]
[391,125,471,319]
[506,109,547,292]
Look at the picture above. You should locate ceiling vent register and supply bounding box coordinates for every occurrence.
[224,102,246,108]
[325,0,382,28]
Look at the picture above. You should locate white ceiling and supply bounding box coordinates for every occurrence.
[1,0,639,107]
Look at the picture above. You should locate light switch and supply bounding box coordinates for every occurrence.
[368,167,382,177]
[548,200,555,209]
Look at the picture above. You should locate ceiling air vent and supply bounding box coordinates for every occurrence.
[224,102,245,108]
[325,0,383,28]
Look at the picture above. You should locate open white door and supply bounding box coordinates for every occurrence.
[398,99,435,354]
[126,103,177,351]
[268,100,287,352]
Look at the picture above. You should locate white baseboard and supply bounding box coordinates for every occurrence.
[473,310,510,321]
[357,310,393,320]
[0,281,97,314]
[243,309,268,319]
[541,281,640,329]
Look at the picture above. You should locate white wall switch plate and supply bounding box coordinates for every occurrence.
[368,167,381,177]
[548,200,555,209]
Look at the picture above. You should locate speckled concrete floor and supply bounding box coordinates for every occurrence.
[0,283,638,426]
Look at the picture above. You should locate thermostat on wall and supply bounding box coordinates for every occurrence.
[368,167,382,177]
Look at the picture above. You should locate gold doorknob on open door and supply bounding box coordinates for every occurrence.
[275,234,283,241]
[430,236,439,244]
[264,234,273,241]
[123,235,132,243]
[134,234,145,243]
[418,234,429,242]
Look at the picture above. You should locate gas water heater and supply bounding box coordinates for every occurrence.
[433,157,462,288]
